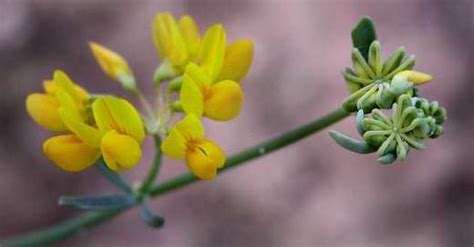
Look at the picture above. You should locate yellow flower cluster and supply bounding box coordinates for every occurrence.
[26,71,144,172]
[153,13,254,179]
[25,12,253,180]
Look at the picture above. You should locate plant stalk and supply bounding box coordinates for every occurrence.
[1,107,349,247]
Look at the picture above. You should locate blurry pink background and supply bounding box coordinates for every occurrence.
[0,0,473,246]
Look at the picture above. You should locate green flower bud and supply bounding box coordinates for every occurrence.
[333,94,446,165]
[368,41,383,75]
[342,41,420,113]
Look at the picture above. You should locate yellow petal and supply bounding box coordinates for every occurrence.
[217,39,254,82]
[161,128,187,159]
[43,80,56,94]
[101,130,142,172]
[180,65,206,117]
[199,24,226,81]
[53,70,80,102]
[89,42,133,79]
[74,84,90,102]
[44,80,89,102]
[395,70,433,85]
[92,97,145,142]
[174,114,204,140]
[185,139,225,179]
[59,107,102,148]
[152,12,175,59]
[26,93,67,131]
[179,15,201,60]
[43,135,100,172]
[55,89,85,121]
[204,80,243,121]
[152,12,187,66]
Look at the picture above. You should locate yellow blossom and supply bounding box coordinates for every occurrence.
[89,42,136,91]
[161,114,225,179]
[92,97,145,171]
[181,63,243,121]
[152,12,201,71]
[178,23,253,121]
[25,70,90,132]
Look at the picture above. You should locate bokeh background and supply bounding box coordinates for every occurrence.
[0,0,473,246]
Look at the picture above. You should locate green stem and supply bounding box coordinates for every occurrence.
[96,159,133,194]
[149,107,349,196]
[137,135,163,198]
[1,107,349,247]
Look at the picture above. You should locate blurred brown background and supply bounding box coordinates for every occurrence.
[0,0,473,246]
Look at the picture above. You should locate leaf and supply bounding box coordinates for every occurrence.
[59,194,136,210]
[329,130,377,154]
[351,16,377,61]
[140,200,165,228]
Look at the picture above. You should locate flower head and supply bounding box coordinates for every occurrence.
[179,24,253,121]
[337,94,447,164]
[26,70,145,172]
[26,70,90,132]
[161,114,225,179]
[341,41,432,112]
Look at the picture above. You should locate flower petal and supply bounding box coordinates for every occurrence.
[199,24,226,81]
[179,15,201,60]
[204,80,243,121]
[26,93,67,132]
[59,107,102,148]
[217,39,254,82]
[43,135,100,172]
[181,65,205,117]
[161,128,187,159]
[44,80,89,102]
[394,70,433,85]
[101,130,142,172]
[92,97,145,143]
[53,70,80,102]
[152,12,187,65]
[185,139,225,179]
[174,114,205,140]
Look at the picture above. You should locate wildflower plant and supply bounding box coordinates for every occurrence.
[3,15,447,246]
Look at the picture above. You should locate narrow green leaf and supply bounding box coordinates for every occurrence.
[59,194,136,210]
[351,16,377,61]
[329,130,377,154]
[140,199,165,228]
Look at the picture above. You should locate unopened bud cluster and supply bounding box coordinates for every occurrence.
[332,38,447,164]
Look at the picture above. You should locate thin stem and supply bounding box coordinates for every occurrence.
[96,159,133,194]
[149,107,349,196]
[1,107,349,247]
[137,135,163,198]
[136,90,157,122]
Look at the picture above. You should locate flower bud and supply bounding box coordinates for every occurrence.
[89,42,137,92]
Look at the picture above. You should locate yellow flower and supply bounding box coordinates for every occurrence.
[92,97,145,171]
[89,42,136,92]
[161,114,225,180]
[43,96,144,172]
[152,12,201,71]
[394,70,433,85]
[25,70,90,132]
[178,24,253,121]
[181,63,243,121]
